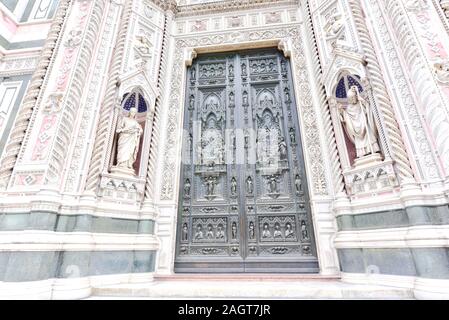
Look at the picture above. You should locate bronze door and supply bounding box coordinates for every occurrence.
[175,49,319,273]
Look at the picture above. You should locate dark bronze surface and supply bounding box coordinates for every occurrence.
[175,49,319,273]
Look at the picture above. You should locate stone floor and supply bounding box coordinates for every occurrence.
[89,275,414,299]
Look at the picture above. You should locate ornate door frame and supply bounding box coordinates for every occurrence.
[154,25,340,277]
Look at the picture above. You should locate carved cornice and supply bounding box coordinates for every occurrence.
[150,0,178,12]
[176,0,299,17]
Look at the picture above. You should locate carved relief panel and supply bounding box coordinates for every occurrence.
[175,49,318,273]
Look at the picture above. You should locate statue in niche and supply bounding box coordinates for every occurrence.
[249,222,255,240]
[205,176,217,197]
[201,116,224,165]
[285,223,295,239]
[281,59,287,73]
[186,133,193,155]
[231,222,237,240]
[229,92,235,106]
[114,107,143,174]
[241,63,247,76]
[273,223,282,239]
[278,137,287,160]
[206,224,214,239]
[242,91,248,105]
[257,108,280,165]
[189,95,195,110]
[216,224,225,239]
[246,176,254,195]
[289,127,296,144]
[195,225,204,240]
[190,66,196,80]
[184,179,191,197]
[229,64,234,76]
[301,221,309,240]
[268,175,278,194]
[284,88,291,102]
[294,174,303,194]
[231,177,237,196]
[262,223,271,238]
[339,86,380,159]
[182,223,188,241]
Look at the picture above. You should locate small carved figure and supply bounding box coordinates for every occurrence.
[294,174,302,194]
[274,223,282,238]
[325,13,344,39]
[187,133,193,154]
[268,175,278,194]
[434,59,449,85]
[284,88,291,102]
[301,221,309,240]
[205,176,216,196]
[231,177,237,196]
[216,224,225,239]
[190,66,196,80]
[206,224,214,239]
[242,91,248,105]
[285,223,294,239]
[195,224,204,240]
[281,59,287,73]
[189,95,195,110]
[115,107,143,173]
[231,222,238,240]
[279,137,287,160]
[262,223,271,238]
[246,176,254,195]
[135,35,152,55]
[184,179,191,197]
[249,222,255,240]
[242,63,247,76]
[289,127,296,144]
[229,92,235,106]
[229,64,234,76]
[182,223,188,241]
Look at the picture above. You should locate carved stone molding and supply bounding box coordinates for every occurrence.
[176,0,298,17]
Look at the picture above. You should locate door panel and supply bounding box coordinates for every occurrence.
[175,49,319,273]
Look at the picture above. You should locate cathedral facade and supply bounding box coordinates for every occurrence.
[0,0,448,299]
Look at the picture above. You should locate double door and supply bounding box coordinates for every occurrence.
[175,49,319,273]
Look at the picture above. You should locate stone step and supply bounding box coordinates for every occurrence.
[90,279,414,300]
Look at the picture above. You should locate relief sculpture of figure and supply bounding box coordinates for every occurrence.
[278,137,287,160]
[184,179,191,197]
[115,107,143,174]
[195,224,204,240]
[249,222,255,240]
[216,224,225,239]
[273,223,282,239]
[182,223,188,241]
[231,177,237,196]
[339,86,380,159]
[246,176,254,195]
[285,223,294,239]
[262,223,271,238]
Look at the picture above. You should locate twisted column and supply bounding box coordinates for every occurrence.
[85,0,133,192]
[348,0,415,182]
[143,10,174,201]
[304,0,346,196]
[47,0,107,184]
[0,0,72,189]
